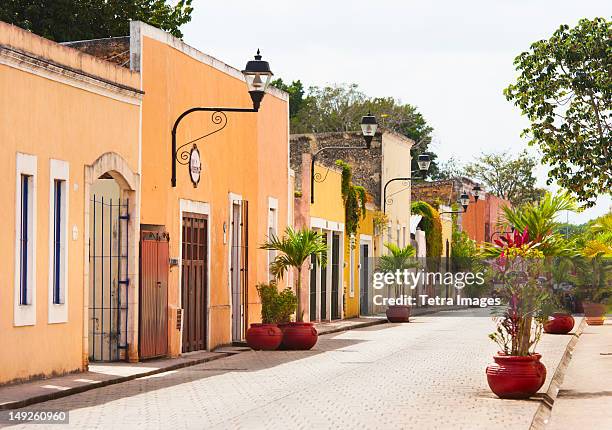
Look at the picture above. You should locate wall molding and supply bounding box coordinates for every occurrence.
[0,45,142,105]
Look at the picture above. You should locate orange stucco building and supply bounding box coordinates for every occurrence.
[131,22,290,356]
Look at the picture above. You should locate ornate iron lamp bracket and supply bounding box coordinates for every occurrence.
[171,106,256,187]
[382,173,425,214]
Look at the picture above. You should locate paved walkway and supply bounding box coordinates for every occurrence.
[0,318,383,411]
[547,320,612,430]
[0,310,580,429]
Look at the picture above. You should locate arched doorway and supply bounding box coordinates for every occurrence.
[84,153,140,364]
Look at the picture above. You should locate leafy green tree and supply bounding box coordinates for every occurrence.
[287,83,438,177]
[1,0,193,41]
[270,78,305,120]
[464,150,546,206]
[260,227,328,321]
[431,156,464,180]
[504,18,611,207]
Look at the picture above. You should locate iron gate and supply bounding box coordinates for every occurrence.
[89,196,129,361]
[139,231,169,359]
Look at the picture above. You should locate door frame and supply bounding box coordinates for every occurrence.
[359,234,373,316]
[227,192,243,342]
[178,199,211,352]
[310,217,344,321]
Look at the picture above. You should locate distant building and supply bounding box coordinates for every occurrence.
[411,178,510,243]
[290,129,415,318]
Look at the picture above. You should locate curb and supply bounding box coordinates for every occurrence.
[0,352,231,411]
[317,319,388,336]
[529,317,586,430]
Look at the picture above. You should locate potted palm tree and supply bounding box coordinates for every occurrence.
[260,227,327,350]
[377,243,418,323]
[542,257,576,334]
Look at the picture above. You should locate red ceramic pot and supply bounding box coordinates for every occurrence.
[486,353,547,399]
[583,303,606,326]
[279,322,318,350]
[386,305,410,323]
[246,323,283,351]
[543,313,575,334]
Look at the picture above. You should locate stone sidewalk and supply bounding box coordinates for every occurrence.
[547,320,612,430]
[0,317,385,411]
[0,310,585,429]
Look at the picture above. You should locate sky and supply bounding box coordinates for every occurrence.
[181,0,611,224]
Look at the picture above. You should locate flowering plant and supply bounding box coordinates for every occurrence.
[489,228,550,356]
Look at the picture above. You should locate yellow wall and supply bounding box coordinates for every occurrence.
[137,24,289,353]
[310,164,344,224]
[0,22,140,383]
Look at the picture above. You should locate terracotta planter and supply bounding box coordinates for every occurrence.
[583,303,606,326]
[386,305,411,323]
[279,322,318,350]
[246,323,283,351]
[543,313,575,334]
[486,353,546,399]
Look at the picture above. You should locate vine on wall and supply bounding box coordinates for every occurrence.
[336,160,366,236]
[411,201,443,268]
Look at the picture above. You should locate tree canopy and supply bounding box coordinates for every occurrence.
[272,81,438,178]
[504,17,611,207]
[463,150,546,206]
[1,0,194,41]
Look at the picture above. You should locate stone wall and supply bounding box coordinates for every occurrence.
[290,131,383,206]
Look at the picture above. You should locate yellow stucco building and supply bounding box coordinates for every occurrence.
[0,22,141,384]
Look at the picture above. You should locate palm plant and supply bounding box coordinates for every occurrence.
[377,243,418,297]
[497,192,578,256]
[260,227,328,322]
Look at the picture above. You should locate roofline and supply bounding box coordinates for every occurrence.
[130,21,289,102]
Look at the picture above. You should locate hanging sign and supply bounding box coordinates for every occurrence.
[189,144,201,187]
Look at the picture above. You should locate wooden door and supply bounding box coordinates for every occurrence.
[139,231,169,359]
[181,214,208,352]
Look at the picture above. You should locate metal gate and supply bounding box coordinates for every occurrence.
[181,213,208,352]
[231,200,249,342]
[139,231,169,359]
[89,196,129,361]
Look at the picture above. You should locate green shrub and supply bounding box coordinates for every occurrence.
[256,282,298,324]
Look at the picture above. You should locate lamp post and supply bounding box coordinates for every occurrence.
[171,50,273,187]
[439,185,482,215]
[310,112,378,203]
[382,154,431,214]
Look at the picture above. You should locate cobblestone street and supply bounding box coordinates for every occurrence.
[3,309,576,430]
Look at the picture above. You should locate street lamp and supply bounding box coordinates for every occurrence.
[171,50,274,187]
[382,153,431,214]
[472,184,483,202]
[310,112,378,203]
[439,185,481,214]
[360,112,378,148]
[242,49,274,110]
